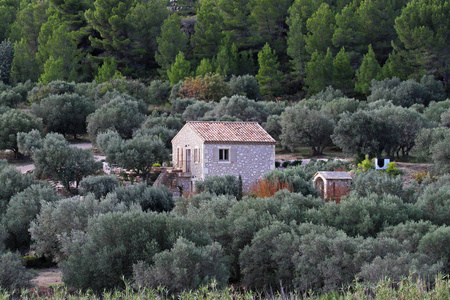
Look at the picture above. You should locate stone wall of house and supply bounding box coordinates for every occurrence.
[171,126,204,184]
[203,143,275,192]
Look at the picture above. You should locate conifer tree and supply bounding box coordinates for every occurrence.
[286,7,306,76]
[155,14,188,75]
[255,43,283,97]
[10,38,40,84]
[192,0,224,61]
[218,0,252,49]
[167,52,192,86]
[333,47,353,94]
[196,58,215,77]
[355,45,381,95]
[305,3,335,55]
[38,25,79,84]
[381,49,410,80]
[215,34,239,76]
[304,48,333,94]
[95,58,124,84]
[0,39,14,84]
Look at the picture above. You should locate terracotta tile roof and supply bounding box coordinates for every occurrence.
[186,121,276,144]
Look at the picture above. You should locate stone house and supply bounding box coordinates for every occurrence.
[313,171,352,203]
[157,121,276,194]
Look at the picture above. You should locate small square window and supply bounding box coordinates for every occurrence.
[219,149,229,161]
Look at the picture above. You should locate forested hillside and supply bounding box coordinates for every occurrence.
[0,0,448,97]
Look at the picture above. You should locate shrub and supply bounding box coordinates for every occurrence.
[263,166,316,196]
[0,90,21,107]
[94,78,150,104]
[195,175,241,199]
[0,252,33,290]
[112,184,174,212]
[28,81,76,104]
[351,170,405,199]
[142,111,184,131]
[229,75,261,100]
[182,100,215,121]
[239,222,295,290]
[178,74,230,102]
[249,178,292,198]
[308,193,417,237]
[416,176,450,225]
[2,184,60,251]
[204,95,270,123]
[377,220,437,253]
[368,76,445,107]
[292,223,362,293]
[86,96,146,141]
[356,155,375,172]
[148,80,171,105]
[59,211,211,291]
[170,97,196,114]
[133,238,229,293]
[0,162,34,216]
[30,194,127,262]
[79,175,120,199]
[385,162,401,177]
[358,252,442,283]
[419,225,450,272]
[412,171,437,184]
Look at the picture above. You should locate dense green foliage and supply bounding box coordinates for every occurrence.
[0,0,448,97]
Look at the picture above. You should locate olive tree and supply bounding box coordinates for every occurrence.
[280,105,334,155]
[87,96,146,142]
[0,109,42,158]
[31,93,95,139]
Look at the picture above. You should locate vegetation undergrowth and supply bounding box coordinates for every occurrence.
[1,275,449,300]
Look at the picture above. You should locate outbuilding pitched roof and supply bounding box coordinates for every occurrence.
[180,121,276,144]
[314,171,352,180]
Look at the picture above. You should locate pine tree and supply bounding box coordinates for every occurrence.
[215,34,239,76]
[333,47,354,94]
[167,52,192,86]
[355,45,382,95]
[0,39,14,84]
[37,25,79,83]
[192,0,224,61]
[196,58,215,77]
[381,49,410,80]
[255,43,283,97]
[304,48,333,94]
[249,0,292,52]
[305,3,335,55]
[155,14,189,75]
[10,38,40,84]
[95,57,124,84]
[286,7,306,76]
[218,0,252,49]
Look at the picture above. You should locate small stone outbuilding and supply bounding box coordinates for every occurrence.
[313,171,352,203]
[155,121,276,195]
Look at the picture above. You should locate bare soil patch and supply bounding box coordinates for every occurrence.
[396,162,433,186]
[31,268,62,289]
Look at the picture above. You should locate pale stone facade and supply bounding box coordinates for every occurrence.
[171,122,276,193]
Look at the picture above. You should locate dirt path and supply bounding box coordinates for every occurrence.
[396,162,433,186]
[31,268,62,288]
